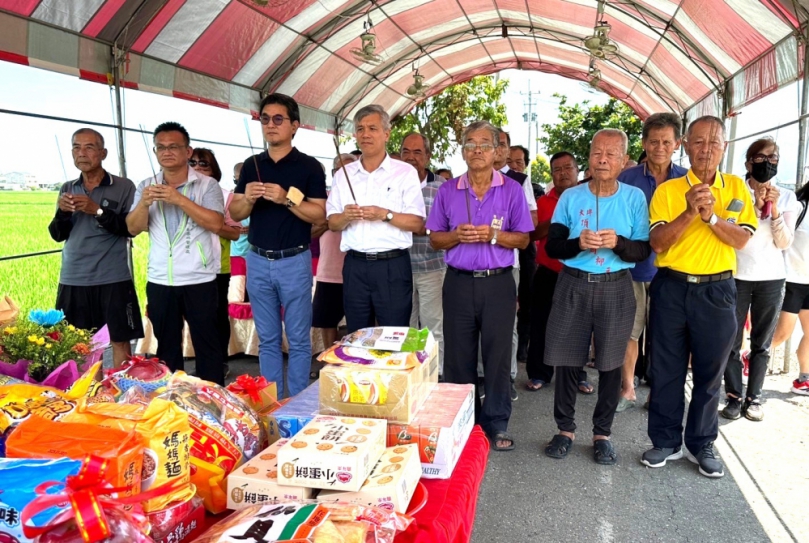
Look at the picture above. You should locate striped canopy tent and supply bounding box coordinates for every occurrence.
[1,0,809,133]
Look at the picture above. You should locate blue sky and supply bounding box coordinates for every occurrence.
[0,60,802,189]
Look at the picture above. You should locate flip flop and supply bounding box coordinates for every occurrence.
[593,439,618,465]
[491,431,515,451]
[526,379,546,391]
[578,380,595,394]
[545,434,573,459]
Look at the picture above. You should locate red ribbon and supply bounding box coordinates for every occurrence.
[227,374,270,403]
[22,455,184,542]
[127,356,162,367]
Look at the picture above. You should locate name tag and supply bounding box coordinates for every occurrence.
[491,215,503,231]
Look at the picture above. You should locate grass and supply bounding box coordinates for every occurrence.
[0,191,149,315]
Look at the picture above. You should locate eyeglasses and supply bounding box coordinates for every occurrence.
[188,159,210,168]
[751,153,779,164]
[154,145,186,154]
[260,114,291,126]
[462,143,496,153]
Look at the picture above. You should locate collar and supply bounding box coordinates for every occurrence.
[499,165,510,174]
[643,162,685,181]
[259,147,299,164]
[72,171,112,187]
[358,153,391,174]
[686,169,725,188]
[456,169,505,189]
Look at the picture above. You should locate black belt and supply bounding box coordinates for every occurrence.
[660,268,733,284]
[348,249,407,261]
[250,244,307,260]
[448,265,512,278]
[563,266,629,283]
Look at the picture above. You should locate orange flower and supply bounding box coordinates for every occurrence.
[72,343,90,356]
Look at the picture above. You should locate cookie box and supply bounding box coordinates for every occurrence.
[264,381,320,444]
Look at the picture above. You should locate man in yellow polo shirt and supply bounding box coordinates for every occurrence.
[641,115,757,479]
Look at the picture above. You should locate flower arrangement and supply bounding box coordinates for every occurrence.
[0,309,95,383]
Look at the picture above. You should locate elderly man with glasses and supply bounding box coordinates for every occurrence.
[229,93,328,397]
[427,120,534,452]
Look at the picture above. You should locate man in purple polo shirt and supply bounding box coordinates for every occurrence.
[616,113,687,412]
[428,120,534,452]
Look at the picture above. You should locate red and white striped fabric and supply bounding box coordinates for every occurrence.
[0,0,804,129]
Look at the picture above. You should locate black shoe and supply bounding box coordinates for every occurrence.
[721,396,743,420]
[641,446,683,468]
[686,442,724,478]
[477,376,485,401]
[510,379,518,402]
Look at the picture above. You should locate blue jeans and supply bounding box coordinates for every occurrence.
[247,249,313,398]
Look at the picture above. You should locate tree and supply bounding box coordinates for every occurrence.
[539,94,643,171]
[388,76,509,164]
[530,156,552,187]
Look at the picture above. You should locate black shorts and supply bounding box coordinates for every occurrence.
[781,282,809,314]
[312,281,344,328]
[56,280,144,342]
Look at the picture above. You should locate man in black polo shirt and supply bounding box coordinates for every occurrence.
[230,93,327,398]
[49,128,143,367]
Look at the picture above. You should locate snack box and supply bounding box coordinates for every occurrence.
[277,415,387,492]
[226,438,314,509]
[265,381,320,444]
[319,344,438,424]
[388,383,474,479]
[318,443,421,513]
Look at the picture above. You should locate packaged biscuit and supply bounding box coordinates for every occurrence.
[156,372,262,514]
[61,395,194,512]
[339,327,429,352]
[0,457,82,543]
[226,438,313,510]
[319,347,438,424]
[318,328,436,371]
[388,383,474,479]
[5,416,143,497]
[265,381,319,444]
[318,443,421,513]
[277,416,387,492]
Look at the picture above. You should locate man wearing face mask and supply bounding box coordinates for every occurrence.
[721,138,798,422]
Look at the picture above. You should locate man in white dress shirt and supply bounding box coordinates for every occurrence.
[326,105,427,333]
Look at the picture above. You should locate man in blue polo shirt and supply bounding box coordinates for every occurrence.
[229,94,327,398]
[616,113,687,412]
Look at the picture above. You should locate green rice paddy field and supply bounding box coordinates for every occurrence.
[0,191,149,314]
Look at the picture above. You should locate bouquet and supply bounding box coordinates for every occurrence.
[0,309,102,386]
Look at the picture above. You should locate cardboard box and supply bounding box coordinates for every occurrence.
[277,415,387,492]
[226,377,278,413]
[226,438,313,509]
[319,345,438,424]
[388,384,474,479]
[265,381,320,444]
[318,443,421,513]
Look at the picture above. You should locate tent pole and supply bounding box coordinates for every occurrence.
[111,47,127,179]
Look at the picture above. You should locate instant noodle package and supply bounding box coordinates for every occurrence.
[276,416,386,492]
[318,443,421,513]
[156,373,262,514]
[226,438,314,510]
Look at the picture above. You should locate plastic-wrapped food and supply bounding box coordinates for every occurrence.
[155,373,262,514]
[61,393,194,512]
[339,327,429,352]
[0,457,82,543]
[105,357,172,398]
[31,506,153,543]
[318,329,436,372]
[147,494,205,543]
[192,501,412,543]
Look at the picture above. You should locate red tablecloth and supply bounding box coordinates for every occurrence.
[395,426,490,543]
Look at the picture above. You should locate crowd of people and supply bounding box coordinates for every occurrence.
[49,92,809,480]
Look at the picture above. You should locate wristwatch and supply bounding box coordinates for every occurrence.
[705,213,718,226]
[490,229,499,245]
[95,207,104,217]
[384,210,394,222]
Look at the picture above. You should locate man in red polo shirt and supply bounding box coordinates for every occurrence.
[525,151,590,392]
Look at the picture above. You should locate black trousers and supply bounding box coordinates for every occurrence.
[648,271,737,454]
[146,280,224,385]
[342,252,413,333]
[443,267,516,437]
[724,278,784,401]
[526,266,587,383]
[215,273,232,362]
[517,245,537,354]
[554,366,622,436]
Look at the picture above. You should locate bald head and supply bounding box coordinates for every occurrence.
[332,153,357,174]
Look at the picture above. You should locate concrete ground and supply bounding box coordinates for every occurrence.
[181,355,807,543]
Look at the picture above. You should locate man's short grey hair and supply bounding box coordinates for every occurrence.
[72,128,105,148]
[461,121,499,147]
[333,153,357,170]
[642,112,683,141]
[686,115,725,140]
[592,129,628,154]
[400,132,431,155]
[354,104,391,131]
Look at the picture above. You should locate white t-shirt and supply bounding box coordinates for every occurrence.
[786,199,809,284]
[736,181,798,281]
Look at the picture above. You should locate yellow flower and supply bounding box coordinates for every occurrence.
[45,343,52,350]
[37,338,45,346]
[3,327,17,335]
[68,325,76,332]
[78,330,86,337]
[28,335,38,343]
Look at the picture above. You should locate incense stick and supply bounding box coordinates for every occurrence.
[138,124,158,185]
[243,118,263,184]
[332,137,357,204]
[55,135,68,183]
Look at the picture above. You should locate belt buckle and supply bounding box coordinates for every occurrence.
[587,273,598,283]
[473,270,488,278]
[686,275,699,284]
[366,253,378,261]
[264,250,274,261]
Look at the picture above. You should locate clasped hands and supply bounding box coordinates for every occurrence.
[342,204,388,222]
[455,223,495,244]
[58,194,99,215]
[140,184,185,207]
[245,181,288,205]
[579,229,618,250]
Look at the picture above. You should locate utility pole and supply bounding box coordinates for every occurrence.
[520,81,539,154]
